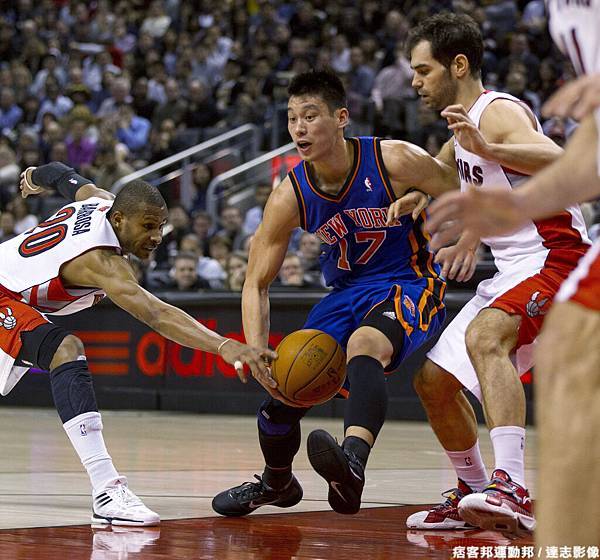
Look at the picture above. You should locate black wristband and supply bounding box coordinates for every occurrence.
[31,162,92,201]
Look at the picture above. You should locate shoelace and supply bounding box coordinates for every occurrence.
[433,488,462,511]
[232,475,267,500]
[111,484,144,507]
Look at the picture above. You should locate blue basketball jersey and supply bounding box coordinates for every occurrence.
[289,136,442,290]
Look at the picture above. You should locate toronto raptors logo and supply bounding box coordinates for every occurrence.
[0,307,16,330]
[526,291,550,318]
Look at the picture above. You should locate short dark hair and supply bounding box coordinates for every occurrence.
[406,13,483,77]
[287,68,347,112]
[111,179,166,215]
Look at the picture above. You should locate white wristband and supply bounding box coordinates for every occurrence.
[217,338,232,355]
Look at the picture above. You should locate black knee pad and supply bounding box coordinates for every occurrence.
[50,360,98,423]
[17,323,71,371]
[359,300,404,363]
[344,355,388,440]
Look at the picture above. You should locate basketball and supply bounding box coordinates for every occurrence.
[272,329,346,406]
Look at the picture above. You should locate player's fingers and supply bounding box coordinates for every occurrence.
[260,349,278,363]
[572,87,600,120]
[447,256,463,280]
[386,204,403,225]
[456,256,474,282]
[412,198,429,220]
[430,224,462,251]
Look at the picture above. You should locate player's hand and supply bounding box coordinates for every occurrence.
[426,187,527,250]
[441,104,491,157]
[218,339,278,386]
[434,243,477,282]
[542,74,600,120]
[19,167,47,198]
[386,189,430,225]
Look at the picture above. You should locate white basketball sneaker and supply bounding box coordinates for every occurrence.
[91,478,160,526]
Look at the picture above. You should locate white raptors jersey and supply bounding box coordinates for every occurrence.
[0,197,121,315]
[547,0,599,76]
[455,90,590,273]
[547,0,600,174]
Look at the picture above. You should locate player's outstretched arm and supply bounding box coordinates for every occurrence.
[441,101,563,175]
[61,249,276,381]
[380,139,460,199]
[426,114,600,248]
[242,177,305,405]
[21,163,114,202]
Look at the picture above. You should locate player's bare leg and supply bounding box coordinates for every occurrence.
[407,360,487,529]
[459,309,535,533]
[535,302,600,546]
[308,326,393,514]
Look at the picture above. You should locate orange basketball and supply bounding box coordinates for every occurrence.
[272,329,346,406]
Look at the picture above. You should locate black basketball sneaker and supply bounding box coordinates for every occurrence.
[307,429,366,514]
[212,474,303,517]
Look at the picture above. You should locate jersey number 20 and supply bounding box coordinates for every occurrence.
[18,207,76,258]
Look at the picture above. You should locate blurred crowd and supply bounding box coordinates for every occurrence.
[0,0,597,293]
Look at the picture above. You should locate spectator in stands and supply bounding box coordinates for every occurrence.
[330,34,352,74]
[180,232,226,289]
[371,45,414,137]
[183,79,221,131]
[131,77,157,122]
[226,251,248,292]
[0,145,20,207]
[153,78,187,129]
[217,205,246,251]
[162,252,210,291]
[115,103,151,157]
[215,59,244,117]
[65,117,97,175]
[243,183,272,236]
[273,252,322,289]
[36,77,73,128]
[140,1,172,39]
[31,49,67,98]
[153,204,191,270]
[297,232,323,283]
[0,87,23,133]
[96,76,131,119]
[92,142,134,191]
[497,32,540,84]
[347,47,376,100]
[0,210,16,242]
[208,233,233,271]
[7,197,38,235]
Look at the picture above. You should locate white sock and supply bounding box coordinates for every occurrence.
[446,441,489,491]
[490,426,526,487]
[63,411,120,493]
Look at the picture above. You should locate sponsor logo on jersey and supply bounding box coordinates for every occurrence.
[526,290,550,317]
[403,295,416,317]
[364,177,373,191]
[383,311,397,320]
[0,307,16,330]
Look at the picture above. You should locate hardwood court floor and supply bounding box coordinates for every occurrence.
[0,408,536,558]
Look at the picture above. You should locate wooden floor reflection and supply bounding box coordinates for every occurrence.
[0,506,534,560]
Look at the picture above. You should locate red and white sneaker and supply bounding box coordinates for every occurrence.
[406,479,475,529]
[457,469,535,534]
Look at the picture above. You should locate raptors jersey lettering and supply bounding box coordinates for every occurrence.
[289,136,443,290]
[0,197,121,316]
[455,90,590,277]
